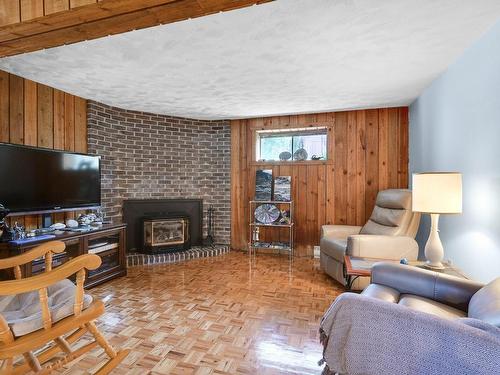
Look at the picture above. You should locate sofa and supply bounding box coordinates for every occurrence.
[320,189,420,289]
[319,263,500,375]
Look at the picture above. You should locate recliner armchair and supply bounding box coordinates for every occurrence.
[320,189,420,289]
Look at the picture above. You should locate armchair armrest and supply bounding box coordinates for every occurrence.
[347,235,418,260]
[321,225,361,240]
[371,263,484,311]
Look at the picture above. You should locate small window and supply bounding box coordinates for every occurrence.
[256,127,328,162]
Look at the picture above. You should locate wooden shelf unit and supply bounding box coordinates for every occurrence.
[249,200,294,258]
[0,223,127,288]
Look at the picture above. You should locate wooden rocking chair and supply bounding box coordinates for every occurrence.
[0,241,129,374]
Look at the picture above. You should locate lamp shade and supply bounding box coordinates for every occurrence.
[412,172,462,214]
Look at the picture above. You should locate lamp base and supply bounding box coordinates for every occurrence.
[424,213,445,269]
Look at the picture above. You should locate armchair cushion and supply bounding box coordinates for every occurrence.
[321,225,361,240]
[319,238,347,263]
[363,281,467,320]
[0,279,92,337]
[361,284,399,303]
[469,278,500,327]
[347,235,419,260]
[367,205,407,227]
[398,294,466,319]
[359,189,415,236]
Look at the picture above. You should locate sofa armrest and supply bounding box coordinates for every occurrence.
[371,263,484,311]
[321,225,361,240]
[347,235,419,261]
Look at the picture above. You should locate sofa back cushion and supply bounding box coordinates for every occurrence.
[360,189,419,237]
[468,278,500,327]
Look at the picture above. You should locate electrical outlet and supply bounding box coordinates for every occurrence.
[313,245,320,258]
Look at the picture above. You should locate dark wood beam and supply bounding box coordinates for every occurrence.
[0,0,272,58]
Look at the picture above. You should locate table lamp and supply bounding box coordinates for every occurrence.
[412,172,462,269]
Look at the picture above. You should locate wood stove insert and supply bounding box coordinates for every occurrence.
[142,216,190,253]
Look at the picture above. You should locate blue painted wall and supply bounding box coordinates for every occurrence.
[409,21,500,283]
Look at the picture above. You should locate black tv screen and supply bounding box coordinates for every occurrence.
[0,143,101,213]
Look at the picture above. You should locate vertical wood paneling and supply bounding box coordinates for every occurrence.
[9,75,24,144]
[325,163,335,226]
[44,0,70,15]
[387,109,400,187]
[355,111,366,226]
[20,0,44,21]
[334,112,348,225]
[70,0,96,8]
[64,93,75,150]
[0,1,21,26]
[16,0,95,23]
[53,90,65,150]
[378,108,389,190]
[24,80,37,146]
[346,111,357,225]
[74,97,87,152]
[296,165,307,252]
[364,109,379,218]
[398,108,409,188]
[306,165,318,251]
[316,164,326,240]
[0,70,87,230]
[37,84,54,148]
[231,107,409,257]
[0,71,9,142]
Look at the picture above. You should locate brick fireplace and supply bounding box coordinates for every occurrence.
[87,101,231,246]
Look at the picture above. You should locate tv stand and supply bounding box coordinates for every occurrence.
[0,223,126,288]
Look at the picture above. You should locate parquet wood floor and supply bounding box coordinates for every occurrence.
[58,251,343,374]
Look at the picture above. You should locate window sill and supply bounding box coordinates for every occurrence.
[251,160,332,166]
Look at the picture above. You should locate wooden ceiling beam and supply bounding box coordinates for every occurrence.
[0,0,272,58]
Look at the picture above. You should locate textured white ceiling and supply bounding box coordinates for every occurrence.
[1,0,500,120]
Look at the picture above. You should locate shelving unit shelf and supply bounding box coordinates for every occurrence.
[248,200,294,258]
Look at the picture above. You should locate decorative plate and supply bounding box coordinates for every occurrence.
[254,204,280,224]
[279,151,292,161]
[293,148,308,161]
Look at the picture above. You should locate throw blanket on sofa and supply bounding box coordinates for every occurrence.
[319,293,500,375]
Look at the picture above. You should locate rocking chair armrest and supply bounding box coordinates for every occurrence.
[0,254,101,296]
[0,241,66,270]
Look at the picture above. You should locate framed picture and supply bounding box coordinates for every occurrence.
[255,169,273,201]
[273,176,291,201]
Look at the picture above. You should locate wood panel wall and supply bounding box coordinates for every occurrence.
[231,108,409,257]
[0,0,99,26]
[0,69,87,229]
[0,0,271,58]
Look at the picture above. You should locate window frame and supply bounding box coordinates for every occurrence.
[250,123,334,166]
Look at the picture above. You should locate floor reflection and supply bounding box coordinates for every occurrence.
[255,340,324,374]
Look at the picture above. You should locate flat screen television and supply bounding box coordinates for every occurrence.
[0,143,101,214]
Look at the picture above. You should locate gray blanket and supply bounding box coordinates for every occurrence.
[319,293,500,375]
